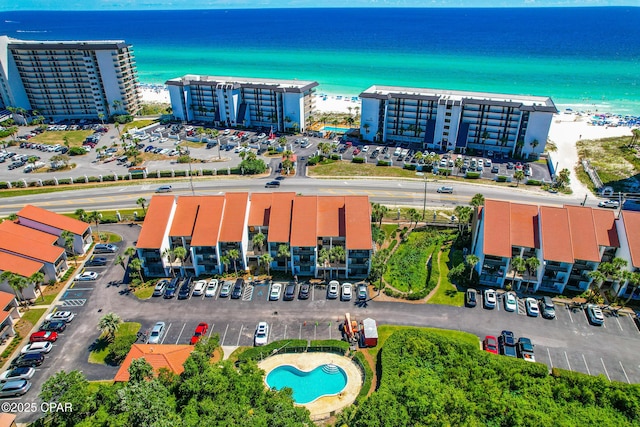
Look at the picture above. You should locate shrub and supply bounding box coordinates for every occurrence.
[0,182,8,189]
[58,178,71,184]
[106,333,138,365]
[88,176,100,182]
[159,171,172,177]
[403,164,416,171]
[202,169,214,176]
[466,171,481,179]
[352,157,365,164]
[306,155,320,166]
[377,160,391,166]
[177,155,191,164]
[496,175,508,182]
[112,114,134,124]
[68,147,87,156]
[174,170,187,177]
[330,154,341,161]
[73,176,86,184]
[526,179,542,186]
[353,352,373,403]
[102,175,116,182]
[238,158,267,174]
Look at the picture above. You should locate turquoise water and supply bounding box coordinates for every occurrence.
[322,126,352,133]
[266,364,347,404]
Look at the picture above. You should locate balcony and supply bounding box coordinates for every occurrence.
[479,274,502,286]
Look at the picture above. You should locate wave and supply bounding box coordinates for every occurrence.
[16,30,48,33]
[4,20,20,23]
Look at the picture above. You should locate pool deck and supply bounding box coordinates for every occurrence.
[258,352,362,420]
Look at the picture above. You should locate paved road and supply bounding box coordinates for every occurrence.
[9,224,640,424]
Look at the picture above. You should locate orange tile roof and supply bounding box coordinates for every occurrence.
[0,251,43,278]
[17,205,89,235]
[622,211,640,269]
[290,196,318,247]
[592,209,620,248]
[0,412,16,427]
[114,344,193,382]
[268,193,295,243]
[509,203,539,249]
[136,196,176,249]
[345,196,372,250]
[191,196,225,247]
[0,232,64,263]
[482,200,512,258]
[248,193,272,227]
[169,196,201,237]
[565,206,600,262]
[0,291,16,326]
[219,193,248,242]
[0,221,58,245]
[540,206,573,263]
[317,196,344,238]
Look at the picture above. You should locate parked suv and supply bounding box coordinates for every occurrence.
[177,277,193,300]
[10,353,45,368]
[539,296,556,319]
[231,279,244,299]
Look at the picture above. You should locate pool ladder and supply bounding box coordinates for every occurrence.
[322,364,340,374]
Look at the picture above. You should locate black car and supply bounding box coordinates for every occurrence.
[265,181,280,188]
[177,277,193,300]
[283,284,296,301]
[39,321,66,332]
[298,283,310,300]
[231,278,244,299]
[465,288,477,307]
[163,277,179,299]
[498,330,518,358]
[10,353,44,368]
[85,256,108,267]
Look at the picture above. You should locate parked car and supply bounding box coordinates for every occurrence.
[525,297,540,317]
[517,337,536,362]
[327,281,339,299]
[254,322,269,346]
[75,271,98,281]
[155,185,172,193]
[357,284,368,301]
[483,289,496,309]
[152,279,169,297]
[205,279,219,297]
[29,331,58,343]
[270,283,282,301]
[219,281,232,298]
[231,279,244,299]
[10,353,45,368]
[298,283,310,299]
[436,186,454,194]
[163,278,179,298]
[85,256,108,267]
[177,277,193,300]
[94,243,118,253]
[0,380,31,397]
[586,304,605,325]
[483,336,499,354]
[465,288,477,307]
[283,283,296,301]
[341,283,353,301]
[503,292,517,312]
[0,367,35,383]
[498,330,518,358]
[539,296,556,319]
[147,322,166,344]
[45,311,75,323]
[39,321,66,333]
[598,200,619,209]
[21,342,53,354]
[190,322,209,345]
[192,280,207,297]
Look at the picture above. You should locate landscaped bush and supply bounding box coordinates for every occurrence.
[177,155,191,163]
[58,178,71,184]
[28,181,38,187]
[102,175,116,181]
[0,182,9,189]
[106,332,138,365]
[465,171,481,179]
[10,181,25,188]
[306,155,320,166]
[330,154,341,161]
[496,175,508,182]
[73,177,86,184]
[202,169,214,175]
[159,170,172,177]
[403,164,416,171]
[68,147,87,156]
[352,351,373,403]
[238,158,267,174]
[42,179,56,186]
[237,339,308,363]
[377,160,391,166]
[174,170,187,177]
[352,157,365,164]
[87,176,100,182]
[526,179,542,186]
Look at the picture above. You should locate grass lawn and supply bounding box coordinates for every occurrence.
[29,130,93,147]
[87,380,114,394]
[427,247,465,307]
[133,283,155,299]
[122,119,158,133]
[19,308,47,328]
[65,209,145,224]
[384,231,438,293]
[39,293,59,306]
[309,162,421,178]
[576,135,640,192]
[227,346,250,364]
[88,322,141,364]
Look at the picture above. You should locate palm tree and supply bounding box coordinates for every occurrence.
[371,203,388,227]
[162,248,175,277]
[136,198,148,215]
[510,256,526,284]
[470,193,485,208]
[318,247,330,281]
[363,123,370,135]
[87,211,101,241]
[329,246,346,265]
[465,255,479,280]
[98,312,122,342]
[481,130,490,157]
[61,230,77,266]
[277,244,291,274]
[227,249,240,277]
[252,232,265,253]
[220,255,230,274]
[7,213,18,221]
[525,257,540,279]
[173,246,187,277]
[260,253,273,276]
[623,271,640,303]
[454,205,473,233]
[409,209,421,229]
[514,170,525,187]
[557,168,571,188]
[74,209,87,222]
[0,272,21,305]
[454,157,463,176]
[28,271,45,302]
[129,258,143,282]
[529,139,539,155]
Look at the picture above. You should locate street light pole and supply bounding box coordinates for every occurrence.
[421,174,427,221]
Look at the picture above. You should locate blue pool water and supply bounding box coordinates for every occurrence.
[266,364,347,404]
[322,126,352,133]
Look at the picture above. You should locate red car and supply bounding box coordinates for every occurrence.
[190,322,209,345]
[29,331,58,343]
[515,162,523,171]
[353,148,361,156]
[483,335,498,354]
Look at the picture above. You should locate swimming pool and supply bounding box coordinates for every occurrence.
[265,363,347,404]
[321,126,351,133]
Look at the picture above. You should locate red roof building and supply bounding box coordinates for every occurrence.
[114,344,193,382]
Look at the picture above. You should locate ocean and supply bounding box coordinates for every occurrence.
[1,7,639,114]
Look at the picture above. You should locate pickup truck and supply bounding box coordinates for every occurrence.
[517,337,536,362]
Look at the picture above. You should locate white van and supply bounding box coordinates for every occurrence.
[394,147,402,156]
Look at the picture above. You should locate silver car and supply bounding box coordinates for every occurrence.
[148,322,166,344]
[327,281,339,299]
[0,380,31,397]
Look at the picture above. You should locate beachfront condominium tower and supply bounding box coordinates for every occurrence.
[359,85,557,157]
[0,36,141,121]
[166,75,318,133]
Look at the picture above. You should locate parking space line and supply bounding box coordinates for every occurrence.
[601,358,611,380]
[222,324,229,345]
[626,315,637,332]
[567,307,574,323]
[236,324,244,346]
[283,324,287,339]
[175,323,187,344]
[161,323,172,344]
[208,324,215,338]
[615,316,623,331]
[314,323,317,340]
[267,323,271,344]
[329,323,331,340]
[564,351,571,370]
[582,354,591,375]
[547,348,553,369]
[619,361,631,384]
[299,323,302,339]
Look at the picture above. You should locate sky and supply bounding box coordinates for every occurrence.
[0,0,637,12]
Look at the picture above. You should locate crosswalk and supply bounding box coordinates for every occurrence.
[62,299,86,307]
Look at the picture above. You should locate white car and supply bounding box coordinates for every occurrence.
[341,283,353,301]
[598,200,620,209]
[0,367,35,383]
[21,342,53,354]
[361,145,369,153]
[75,271,98,281]
[483,289,496,309]
[504,292,517,312]
[45,311,75,323]
[148,322,166,344]
[205,279,219,297]
[327,281,339,299]
[269,283,282,301]
[254,322,269,346]
[525,297,540,317]
[586,304,605,325]
[192,280,207,296]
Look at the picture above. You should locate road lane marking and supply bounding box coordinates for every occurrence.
[161,323,172,344]
[601,358,611,380]
[619,361,630,384]
[564,351,571,370]
[236,324,244,346]
[547,348,553,369]
[221,324,229,345]
[582,354,591,375]
[175,323,187,344]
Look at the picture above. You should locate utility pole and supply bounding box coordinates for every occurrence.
[421,174,427,221]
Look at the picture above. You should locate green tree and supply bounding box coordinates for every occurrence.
[557,168,571,188]
[39,370,93,426]
[465,254,479,280]
[87,211,101,241]
[278,244,291,274]
[329,245,346,265]
[129,258,143,282]
[525,257,541,278]
[162,248,175,277]
[371,203,388,227]
[61,230,78,267]
[173,246,187,276]
[98,312,122,342]
[260,253,273,276]
[514,169,525,187]
[128,357,154,384]
[470,193,485,207]
[74,208,87,222]
[318,247,330,281]
[0,272,27,306]
[28,271,46,303]
[511,256,526,283]
[227,249,240,277]
[454,205,473,233]
[252,232,265,252]
[219,255,230,274]
[136,197,148,215]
